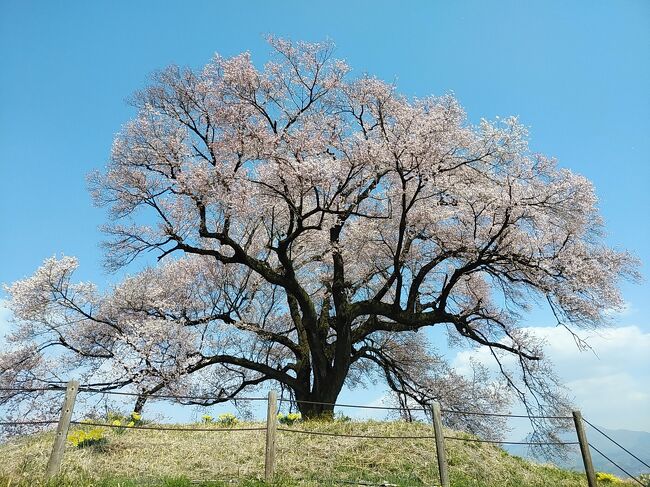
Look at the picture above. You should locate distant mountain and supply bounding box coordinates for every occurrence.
[506,425,650,479]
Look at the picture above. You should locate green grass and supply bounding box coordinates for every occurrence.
[0,420,637,486]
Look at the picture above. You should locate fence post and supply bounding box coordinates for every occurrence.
[431,402,450,487]
[572,410,596,487]
[264,390,278,482]
[45,380,79,478]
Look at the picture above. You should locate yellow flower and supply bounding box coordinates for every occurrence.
[68,430,83,447]
[596,472,621,484]
[130,412,142,421]
[68,427,105,448]
[127,421,135,427]
[112,419,122,427]
[88,428,103,440]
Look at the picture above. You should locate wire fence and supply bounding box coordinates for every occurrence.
[70,421,267,433]
[583,418,650,471]
[0,385,268,402]
[277,427,436,440]
[443,436,578,446]
[0,420,59,426]
[0,385,573,417]
[588,443,645,487]
[280,396,575,420]
[1,383,648,487]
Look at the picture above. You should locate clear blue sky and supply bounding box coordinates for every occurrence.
[1,1,648,431]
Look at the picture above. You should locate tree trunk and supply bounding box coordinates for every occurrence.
[296,400,336,420]
[294,365,348,420]
[133,394,147,413]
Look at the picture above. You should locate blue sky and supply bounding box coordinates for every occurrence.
[1,1,648,433]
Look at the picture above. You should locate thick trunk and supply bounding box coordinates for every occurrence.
[297,400,336,419]
[295,363,348,420]
[295,387,338,419]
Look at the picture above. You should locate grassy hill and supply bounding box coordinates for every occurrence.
[0,420,639,487]
[507,425,650,479]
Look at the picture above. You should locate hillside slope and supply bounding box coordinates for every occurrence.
[0,420,639,487]
[508,425,650,479]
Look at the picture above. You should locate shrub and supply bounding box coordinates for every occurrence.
[201,414,214,424]
[277,412,301,426]
[68,427,106,449]
[106,411,143,435]
[216,413,238,427]
[596,472,622,483]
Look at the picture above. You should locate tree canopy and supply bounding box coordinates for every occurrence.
[1,38,637,441]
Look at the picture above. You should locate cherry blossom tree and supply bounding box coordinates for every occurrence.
[0,39,637,435]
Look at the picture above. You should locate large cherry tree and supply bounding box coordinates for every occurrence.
[1,39,636,432]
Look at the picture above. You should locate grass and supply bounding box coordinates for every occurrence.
[0,420,638,487]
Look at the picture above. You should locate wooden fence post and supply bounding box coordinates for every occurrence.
[572,410,596,487]
[45,380,79,478]
[432,402,450,487]
[264,390,278,482]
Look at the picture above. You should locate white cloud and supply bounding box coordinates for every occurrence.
[452,325,650,432]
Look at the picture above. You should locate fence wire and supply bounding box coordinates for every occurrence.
[292,478,407,487]
[289,397,426,412]
[443,435,578,446]
[589,443,645,486]
[70,421,266,433]
[0,386,574,419]
[0,386,589,450]
[0,387,63,392]
[0,420,59,426]
[286,396,573,419]
[278,427,436,440]
[1,417,576,447]
[0,386,267,402]
[583,417,650,470]
[441,409,572,420]
[4,385,650,486]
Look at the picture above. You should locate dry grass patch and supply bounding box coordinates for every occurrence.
[0,420,639,486]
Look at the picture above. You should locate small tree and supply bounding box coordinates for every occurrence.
[1,39,637,437]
